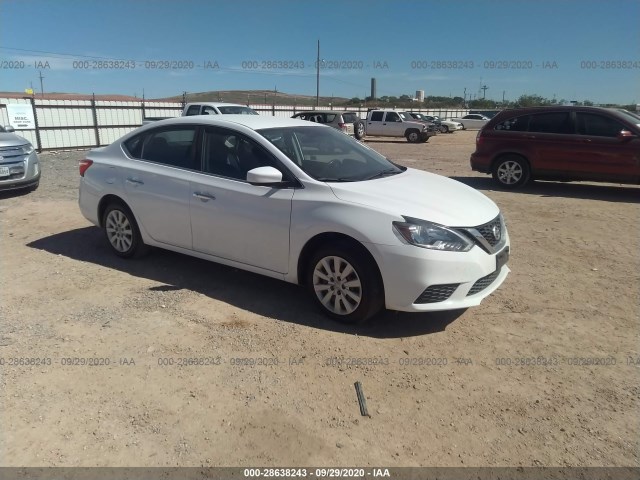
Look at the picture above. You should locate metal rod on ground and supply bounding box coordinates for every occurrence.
[354,381,370,417]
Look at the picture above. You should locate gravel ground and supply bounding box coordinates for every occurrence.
[0,131,638,468]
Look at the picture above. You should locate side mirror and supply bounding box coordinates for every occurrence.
[4,125,15,133]
[246,166,283,186]
[617,130,637,141]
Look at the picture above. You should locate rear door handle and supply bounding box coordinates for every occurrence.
[193,192,216,201]
[126,177,144,185]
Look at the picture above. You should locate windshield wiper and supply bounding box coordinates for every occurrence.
[316,177,354,182]
[364,168,401,180]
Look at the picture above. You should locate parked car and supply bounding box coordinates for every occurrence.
[183,102,259,116]
[366,109,437,142]
[142,102,258,125]
[292,111,366,140]
[0,126,40,192]
[408,113,463,133]
[449,114,491,130]
[470,106,640,188]
[79,116,510,323]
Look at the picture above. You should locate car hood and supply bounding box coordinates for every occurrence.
[328,168,499,227]
[0,132,30,147]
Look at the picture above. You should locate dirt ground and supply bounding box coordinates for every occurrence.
[1,130,638,468]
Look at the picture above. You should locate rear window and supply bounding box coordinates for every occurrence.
[495,115,530,131]
[342,113,359,123]
[185,105,200,116]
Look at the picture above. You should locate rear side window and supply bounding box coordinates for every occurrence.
[370,112,384,121]
[495,115,530,131]
[528,112,572,134]
[576,113,626,137]
[185,105,201,116]
[201,106,218,115]
[139,127,198,169]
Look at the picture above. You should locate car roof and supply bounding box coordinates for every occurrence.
[185,102,250,107]
[137,114,318,130]
[293,110,352,115]
[490,105,636,120]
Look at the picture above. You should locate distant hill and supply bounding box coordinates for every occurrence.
[154,90,353,106]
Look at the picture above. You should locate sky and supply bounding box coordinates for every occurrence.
[0,0,639,104]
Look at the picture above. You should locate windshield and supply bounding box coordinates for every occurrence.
[398,112,413,121]
[218,106,259,115]
[258,126,405,182]
[616,109,640,126]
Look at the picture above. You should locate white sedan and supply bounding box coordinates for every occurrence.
[448,113,492,129]
[79,115,510,323]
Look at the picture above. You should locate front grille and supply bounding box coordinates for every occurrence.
[415,283,460,304]
[0,146,24,161]
[467,269,501,296]
[474,215,502,248]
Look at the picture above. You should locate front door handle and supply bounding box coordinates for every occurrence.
[193,192,216,201]
[126,177,144,185]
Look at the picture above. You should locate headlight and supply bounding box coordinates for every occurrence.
[20,143,34,155]
[393,217,473,252]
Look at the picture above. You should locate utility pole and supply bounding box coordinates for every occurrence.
[38,70,45,98]
[316,40,320,107]
[502,90,505,105]
[463,88,467,107]
[481,85,488,99]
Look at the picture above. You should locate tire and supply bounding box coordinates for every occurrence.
[306,242,384,324]
[440,125,449,133]
[354,121,366,140]
[492,155,531,189]
[102,202,148,258]
[406,130,421,143]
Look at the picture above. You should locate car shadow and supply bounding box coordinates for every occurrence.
[0,188,34,200]
[450,176,640,203]
[27,227,463,338]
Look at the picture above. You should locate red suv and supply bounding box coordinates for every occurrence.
[470,106,640,188]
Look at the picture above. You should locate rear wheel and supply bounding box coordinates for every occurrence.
[440,125,449,133]
[307,243,383,324]
[102,202,148,258]
[354,121,366,140]
[492,155,531,188]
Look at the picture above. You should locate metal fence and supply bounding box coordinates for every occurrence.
[0,97,472,151]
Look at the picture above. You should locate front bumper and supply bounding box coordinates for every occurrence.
[366,236,510,312]
[0,151,41,191]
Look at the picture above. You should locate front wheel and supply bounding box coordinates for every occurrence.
[492,155,531,188]
[307,244,383,324]
[102,203,148,258]
[440,125,449,133]
[406,130,421,143]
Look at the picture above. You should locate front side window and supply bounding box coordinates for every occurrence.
[201,106,218,115]
[385,112,400,122]
[576,113,626,137]
[528,112,572,134]
[202,129,281,181]
[139,127,198,169]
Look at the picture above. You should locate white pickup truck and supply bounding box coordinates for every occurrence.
[143,102,258,125]
[366,109,437,143]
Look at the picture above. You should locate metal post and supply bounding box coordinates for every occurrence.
[91,93,101,147]
[29,95,42,152]
[316,40,320,108]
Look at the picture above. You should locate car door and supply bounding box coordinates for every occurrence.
[190,128,294,273]
[122,126,199,249]
[571,112,640,182]
[383,111,403,136]
[522,112,577,176]
[367,111,384,136]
